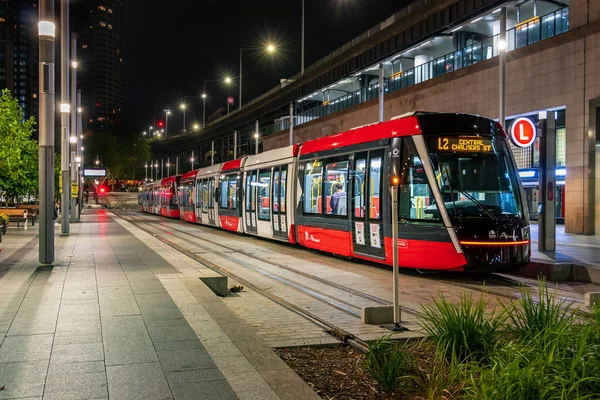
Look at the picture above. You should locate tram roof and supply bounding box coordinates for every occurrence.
[299,112,503,156]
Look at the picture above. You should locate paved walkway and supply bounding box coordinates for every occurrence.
[0,210,319,400]
[531,223,600,266]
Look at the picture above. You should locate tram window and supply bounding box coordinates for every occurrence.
[208,179,214,208]
[399,141,441,222]
[245,172,256,211]
[353,158,366,218]
[325,159,349,216]
[273,169,280,212]
[181,181,193,207]
[369,157,382,220]
[257,170,271,220]
[303,160,323,214]
[219,174,238,210]
[170,185,178,207]
[280,167,287,213]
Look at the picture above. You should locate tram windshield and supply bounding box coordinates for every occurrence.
[427,136,524,218]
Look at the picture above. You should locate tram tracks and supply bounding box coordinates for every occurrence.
[113,210,400,351]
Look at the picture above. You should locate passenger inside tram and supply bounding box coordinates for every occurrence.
[329,182,347,215]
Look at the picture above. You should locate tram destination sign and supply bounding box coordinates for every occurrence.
[434,137,493,153]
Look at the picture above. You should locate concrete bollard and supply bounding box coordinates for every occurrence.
[584,292,600,308]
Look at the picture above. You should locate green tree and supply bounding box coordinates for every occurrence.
[0,89,38,204]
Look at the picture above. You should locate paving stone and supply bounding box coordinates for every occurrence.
[259,368,320,400]
[147,324,199,343]
[165,368,225,385]
[102,315,157,365]
[106,362,172,400]
[225,370,274,395]
[52,334,102,345]
[0,334,53,363]
[157,348,216,372]
[43,371,108,400]
[0,360,47,399]
[50,342,104,364]
[212,356,257,374]
[153,340,205,351]
[48,361,106,375]
[169,380,238,400]
[203,341,244,358]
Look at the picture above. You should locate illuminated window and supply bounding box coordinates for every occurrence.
[98,5,106,10]
[108,8,113,13]
[32,93,37,99]
[99,21,106,27]
[108,24,113,29]
[82,44,88,49]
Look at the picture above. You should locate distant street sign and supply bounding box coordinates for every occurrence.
[83,168,107,177]
[509,117,537,148]
[227,97,234,105]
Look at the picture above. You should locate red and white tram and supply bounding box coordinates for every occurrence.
[140,112,530,271]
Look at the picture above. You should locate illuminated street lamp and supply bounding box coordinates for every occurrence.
[202,77,233,128]
[164,109,171,138]
[180,103,186,133]
[239,44,276,109]
[193,123,200,131]
[143,131,147,136]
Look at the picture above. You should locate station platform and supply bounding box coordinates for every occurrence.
[528,224,600,283]
[0,210,319,400]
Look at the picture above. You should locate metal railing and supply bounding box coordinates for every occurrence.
[289,7,569,130]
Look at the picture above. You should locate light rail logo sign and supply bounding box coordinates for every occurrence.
[509,117,537,148]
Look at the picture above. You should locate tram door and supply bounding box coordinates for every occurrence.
[208,178,216,225]
[351,150,386,259]
[245,171,258,234]
[195,179,203,223]
[272,165,288,239]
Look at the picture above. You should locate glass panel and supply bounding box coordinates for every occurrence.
[399,140,442,222]
[556,128,566,167]
[325,159,349,216]
[220,177,229,209]
[303,160,323,214]
[228,176,237,210]
[427,136,524,218]
[201,180,209,212]
[208,179,214,208]
[245,173,255,211]
[273,169,280,212]
[280,167,287,213]
[170,184,178,206]
[354,158,367,218]
[369,156,382,220]
[258,170,271,220]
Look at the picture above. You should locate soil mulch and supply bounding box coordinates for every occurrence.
[276,342,438,400]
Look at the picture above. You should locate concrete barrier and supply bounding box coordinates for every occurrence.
[199,276,228,297]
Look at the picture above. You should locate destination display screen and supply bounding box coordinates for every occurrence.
[433,136,493,153]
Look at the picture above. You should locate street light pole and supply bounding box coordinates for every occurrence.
[76,91,83,219]
[38,0,56,266]
[70,34,77,223]
[301,0,304,76]
[180,104,186,133]
[254,120,259,154]
[165,109,170,139]
[60,0,70,236]
[239,48,243,110]
[499,7,507,129]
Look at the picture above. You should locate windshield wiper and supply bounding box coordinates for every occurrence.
[447,180,498,221]
[438,169,497,221]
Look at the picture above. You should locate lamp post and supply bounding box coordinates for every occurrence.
[180,103,186,133]
[203,77,232,128]
[60,0,70,236]
[164,109,171,138]
[239,44,276,110]
[38,0,56,265]
[301,0,304,75]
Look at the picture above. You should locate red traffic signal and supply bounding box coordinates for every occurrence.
[98,186,107,196]
[157,121,164,127]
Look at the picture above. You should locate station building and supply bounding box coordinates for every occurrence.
[152,0,600,235]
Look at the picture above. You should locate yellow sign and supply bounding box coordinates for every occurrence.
[71,183,79,198]
[435,137,493,153]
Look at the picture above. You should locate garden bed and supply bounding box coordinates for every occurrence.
[277,281,600,400]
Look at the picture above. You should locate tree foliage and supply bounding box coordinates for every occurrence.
[84,131,150,180]
[0,89,38,201]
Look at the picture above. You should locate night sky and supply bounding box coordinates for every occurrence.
[123,0,412,133]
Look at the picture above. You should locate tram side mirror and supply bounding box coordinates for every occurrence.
[537,203,543,215]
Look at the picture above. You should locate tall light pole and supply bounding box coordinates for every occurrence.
[76,94,83,219]
[498,7,507,129]
[180,103,186,133]
[254,119,260,154]
[301,0,305,75]
[60,0,71,236]
[203,77,232,127]
[239,45,276,110]
[69,35,77,223]
[38,0,56,266]
[164,109,171,138]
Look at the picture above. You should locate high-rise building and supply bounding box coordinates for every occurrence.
[0,0,39,130]
[73,0,124,133]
